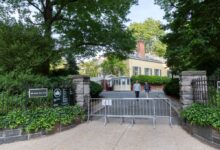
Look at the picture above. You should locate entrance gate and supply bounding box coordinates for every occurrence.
[87,98,173,128]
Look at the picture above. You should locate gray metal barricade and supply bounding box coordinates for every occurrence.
[87,98,172,128]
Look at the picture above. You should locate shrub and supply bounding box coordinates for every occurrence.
[90,81,103,98]
[0,105,85,132]
[163,78,180,98]
[131,75,170,85]
[181,103,220,130]
[0,71,49,94]
[0,71,71,94]
[0,71,72,114]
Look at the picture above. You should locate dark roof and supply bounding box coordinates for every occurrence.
[129,54,165,64]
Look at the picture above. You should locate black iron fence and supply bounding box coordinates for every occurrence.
[192,76,220,107]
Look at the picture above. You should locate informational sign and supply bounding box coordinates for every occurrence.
[53,88,74,106]
[53,88,62,106]
[217,81,220,92]
[29,88,48,98]
[62,88,69,105]
[102,99,112,106]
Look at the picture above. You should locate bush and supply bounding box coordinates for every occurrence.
[163,78,180,98]
[0,71,71,94]
[131,75,170,85]
[0,105,85,132]
[207,86,220,108]
[0,71,72,114]
[181,103,220,130]
[90,81,103,98]
[0,71,50,94]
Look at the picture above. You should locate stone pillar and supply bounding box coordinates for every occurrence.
[180,71,206,109]
[71,75,90,108]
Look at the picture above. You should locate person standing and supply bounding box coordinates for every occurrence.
[144,82,151,98]
[133,80,141,99]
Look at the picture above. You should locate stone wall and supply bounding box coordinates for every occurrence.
[180,71,207,108]
[182,120,220,148]
[71,75,90,109]
[0,122,81,144]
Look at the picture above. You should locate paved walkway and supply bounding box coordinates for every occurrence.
[0,121,217,150]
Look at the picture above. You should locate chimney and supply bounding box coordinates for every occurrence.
[136,40,145,58]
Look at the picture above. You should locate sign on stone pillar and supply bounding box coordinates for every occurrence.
[71,75,90,108]
[180,71,207,109]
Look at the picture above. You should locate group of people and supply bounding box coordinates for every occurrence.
[133,80,151,98]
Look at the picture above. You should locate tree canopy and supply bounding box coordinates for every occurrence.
[79,59,100,77]
[101,56,128,77]
[155,0,220,75]
[129,18,167,57]
[0,22,56,73]
[0,0,137,75]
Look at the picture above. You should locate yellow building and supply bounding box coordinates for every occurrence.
[126,41,170,77]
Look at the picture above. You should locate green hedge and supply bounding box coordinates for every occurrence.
[181,103,220,130]
[131,75,170,85]
[163,78,180,98]
[0,105,85,133]
[0,71,70,95]
[90,81,103,98]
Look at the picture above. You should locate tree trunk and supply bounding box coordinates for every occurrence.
[40,0,53,75]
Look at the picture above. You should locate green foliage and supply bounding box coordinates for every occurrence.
[0,71,71,94]
[181,103,220,130]
[0,71,49,94]
[155,0,220,75]
[129,18,167,57]
[0,22,56,74]
[101,56,128,76]
[207,86,220,108]
[0,92,26,115]
[0,71,71,114]
[0,0,137,75]
[0,105,85,132]
[90,81,103,98]
[79,60,101,77]
[163,78,180,98]
[131,75,170,85]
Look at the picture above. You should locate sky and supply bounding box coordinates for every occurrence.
[127,0,166,25]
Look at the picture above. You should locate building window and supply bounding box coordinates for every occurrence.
[144,68,152,76]
[121,79,126,85]
[154,69,161,76]
[127,79,130,85]
[167,70,172,77]
[133,66,141,76]
[114,79,119,85]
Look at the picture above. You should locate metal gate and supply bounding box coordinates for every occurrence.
[87,98,172,128]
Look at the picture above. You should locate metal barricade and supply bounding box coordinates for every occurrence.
[87,98,172,128]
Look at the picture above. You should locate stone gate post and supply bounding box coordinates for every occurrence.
[180,71,206,109]
[71,75,90,109]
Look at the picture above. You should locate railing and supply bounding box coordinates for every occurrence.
[192,77,208,104]
[192,76,220,106]
[88,98,172,128]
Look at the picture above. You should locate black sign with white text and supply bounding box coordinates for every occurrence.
[53,88,74,106]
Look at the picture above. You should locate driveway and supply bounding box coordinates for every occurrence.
[0,121,217,150]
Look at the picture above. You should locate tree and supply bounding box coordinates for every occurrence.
[0,22,56,74]
[101,56,128,76]
[0,0,137,75]
[79,60,100,77]
[129,18,167,57]
[155,0,220,75]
